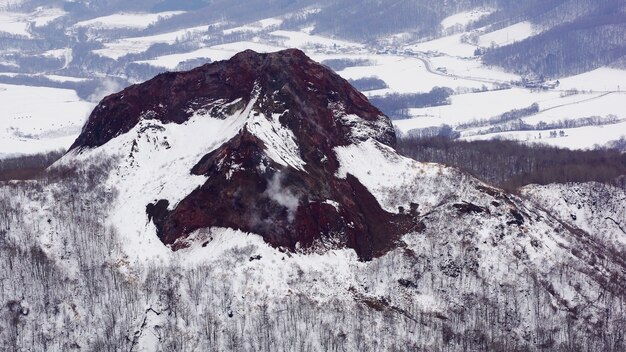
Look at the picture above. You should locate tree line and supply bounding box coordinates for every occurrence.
[0,150,65,181]
[396,136,626,191]
[370,87,454,119]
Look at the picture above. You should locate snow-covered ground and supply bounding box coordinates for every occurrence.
[441,8,494,30]
[0,11,32,36]
[0,72,88,82]
[0,7,65,37]
[0,84,94,157]
[269,30,364,50]
[410,33,477,57]
[559,67,626,92]
[0,6,625,159]
[478,21,537,47]
[524,92,625,124]
[464,120,626,150]
[427,55,519,81]
[0,0,26,10]
[94,24,216,59]
[394,88,557,129]
[136,41,285,69]
[223,17,282,35]
[73,11,184,30]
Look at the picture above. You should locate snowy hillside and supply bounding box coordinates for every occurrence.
[1,48,625,351]
[0,1,624,351]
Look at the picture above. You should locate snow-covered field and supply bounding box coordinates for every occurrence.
[464,120,626,150]
[0,84,94,157]
[559,67,626,92]
[269,30,364,50]
[136,41,285,69]
[441,8,493,30]
[94,24,216,59]
[0,7,65,37]
[223,17,282,35]
[0,72,88,82]
[410,33,477,57]
[478,21,537,47]
[0,5,625,159]
[427,55,518,81]
[73,11,184,30]
[338,55,490,94]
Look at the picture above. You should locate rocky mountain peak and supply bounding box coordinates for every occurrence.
[70,48,394,152]
[70,49,410,260]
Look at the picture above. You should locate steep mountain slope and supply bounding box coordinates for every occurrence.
[483,9,626,77]
[522,182,626,256]
[69,49,412,260]
[1,49,625,351]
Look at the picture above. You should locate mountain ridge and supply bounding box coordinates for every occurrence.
[1,48,625,350]
[69,48,414,260]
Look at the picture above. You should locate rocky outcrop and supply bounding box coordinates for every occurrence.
[71,49,415,260]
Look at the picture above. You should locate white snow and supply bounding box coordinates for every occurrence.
[223,17,283,35]
[0,0,25,10]
[62,95,297,262]
[0,84,94,158]
[135,47,232,68]
[211,41,285,53]
[94,25,213,59]
[463,120,626,150]
[524,92,626,125]
[409,33,477,57]
[559,67,626,92]
[270,30,363,50]
[522,183,626,250]
[393,88,553,131]
[0,72,88,82]
[334,139,467,213]
[478,22,537,47]
[136,42,285,69]
[73,11,184,30]
[29,7,66,27]
[411,22,536,57]
[0,7,65,37]
[44,74,88,83]
[338,55,488,94]
[172,227,359,303]
[0,11,31,37]
[441,8,493,30]
[247,110,307,171]
[41,48,67,58]
[428,55,519,82]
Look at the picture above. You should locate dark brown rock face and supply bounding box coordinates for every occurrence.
[71,49,417,260]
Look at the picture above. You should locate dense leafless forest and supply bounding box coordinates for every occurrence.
[2,153,626,351]
[397,136,626,191]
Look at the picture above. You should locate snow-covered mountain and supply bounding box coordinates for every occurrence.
[1,49,625,351]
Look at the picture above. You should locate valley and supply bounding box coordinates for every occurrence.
[0,2,624,157]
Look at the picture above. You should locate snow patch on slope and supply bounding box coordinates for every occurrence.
[441,8,493,30]
[247,110,306,171]
[334,139,474,214]
[478,22,537,47]
[62,97,259,262]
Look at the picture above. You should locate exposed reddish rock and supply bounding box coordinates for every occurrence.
[70,49,393,151]
[71,49,416,260]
